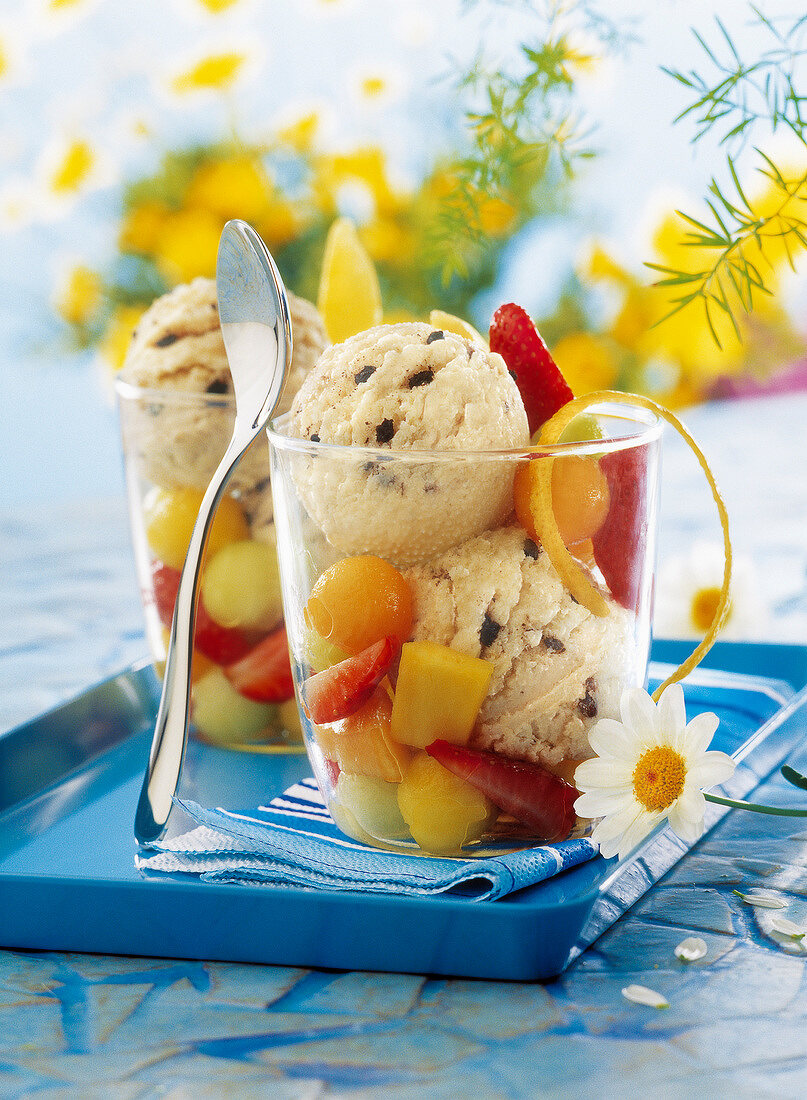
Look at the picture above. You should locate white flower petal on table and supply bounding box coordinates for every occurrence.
[675,936,708,962]
[734,889,788,909]
[622,984,669,1008]
[770,915,807,939]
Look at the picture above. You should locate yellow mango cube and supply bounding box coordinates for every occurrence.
[390,641,493,749]
[397,753,494,854]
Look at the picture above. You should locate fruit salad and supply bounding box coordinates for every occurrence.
[268,301,662,855]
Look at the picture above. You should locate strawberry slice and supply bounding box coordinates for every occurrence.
[150,561,253,666]
[301,636,397,725]
[426,739,578,843]
[489,302,574,434]
[225,626,295,702]
[591,444,649,613]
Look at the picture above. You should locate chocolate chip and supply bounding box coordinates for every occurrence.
[479,613,501,649]
[523,538,541,559]
[426,330,444,344]
[310,433,320,443]
[376,418,395,444]
[508,369,518,382]
[424,482,438,493]
[206,379,229,395]
[354,364,376,384]
[578,677,598,718]
[408,369,434,388]
[542,633,566,653]
[154,332,179,348]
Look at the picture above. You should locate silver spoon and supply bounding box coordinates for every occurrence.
[134,219,292,845]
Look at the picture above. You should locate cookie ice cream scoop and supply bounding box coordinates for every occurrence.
[119,277,327,502]
[404,524,636,774]
[286,322,529,566]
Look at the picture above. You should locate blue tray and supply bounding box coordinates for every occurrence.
[1,640,806,981]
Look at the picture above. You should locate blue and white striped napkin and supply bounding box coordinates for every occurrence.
[136,777,598,902]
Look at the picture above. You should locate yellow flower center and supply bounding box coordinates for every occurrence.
[690,586,728,632]
[632,746,686,812]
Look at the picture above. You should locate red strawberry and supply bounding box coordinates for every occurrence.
[225,626,295,703]
[489,302,573,434]
[301,636,398,725]
[426,739,578,843]
[591,445,649,613]
[150,561,253,666]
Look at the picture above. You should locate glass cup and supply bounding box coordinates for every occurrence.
[116,379,304,753]
[267,404,663,855]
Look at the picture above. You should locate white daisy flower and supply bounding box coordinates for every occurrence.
[654,540,769,640]
[574,683,735,861]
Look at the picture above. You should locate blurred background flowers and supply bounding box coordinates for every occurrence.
[2,0,805,409]
[1,0,807,525]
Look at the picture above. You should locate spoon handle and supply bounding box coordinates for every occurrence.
[134,434,245,844]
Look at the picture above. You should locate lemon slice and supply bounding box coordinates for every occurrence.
[428,309,488,347]
[317,217,383,344]
[532,390,732,700]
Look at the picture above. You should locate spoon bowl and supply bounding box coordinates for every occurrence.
[134,220,292,845]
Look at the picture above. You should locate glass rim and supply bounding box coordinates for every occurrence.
[266,401,663,461]
[114,376,236,408]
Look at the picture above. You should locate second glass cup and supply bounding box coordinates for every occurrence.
[268,404,662,856]
[117,379,303,753]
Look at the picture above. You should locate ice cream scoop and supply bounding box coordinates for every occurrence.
[134,220,292,844]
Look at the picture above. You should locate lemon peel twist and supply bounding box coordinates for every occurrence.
[533,390,732,701]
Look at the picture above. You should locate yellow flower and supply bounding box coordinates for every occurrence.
[256,198,299,249]
[360,74,387,99]
[49,139,95,196]
[551,332,619,396]
[54,264,102,327]
[171,52,246,94]
[185,156,272,224]
[360,217,416,266]
[313,148,402,219]
[155,207,222,282]
[194,0,241,12]
[277,111,319,152]
[0,37,9,82]
[48,0,86,10]
[478,196,516,237]
[100,305,145,372]
[119,201,170,255]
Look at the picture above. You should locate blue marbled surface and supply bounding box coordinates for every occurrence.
[1,394,807,1095]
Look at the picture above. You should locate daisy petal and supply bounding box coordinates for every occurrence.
[620,687,658,740]
[687,751,735,787]
[622,984,668,1008]
[657,683,686,741]
[588,719,638,761]
[675,936,708,962]
[573,758,634,791]
[673,787,705,825]
[617,808,663,859]
[668,803,705,843]
[575,790,630,817]
[684,711,720,755]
